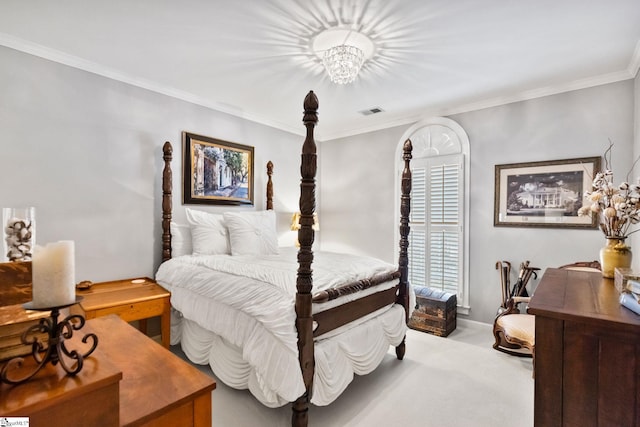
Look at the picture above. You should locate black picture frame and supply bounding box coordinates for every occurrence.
[494,156,600,228]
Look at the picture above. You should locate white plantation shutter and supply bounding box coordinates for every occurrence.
[409,156,463,295]
[428,161,462,293]
[409,167,427,287]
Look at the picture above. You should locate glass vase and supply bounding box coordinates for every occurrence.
[599,237,632,279]
[2,207,36,262]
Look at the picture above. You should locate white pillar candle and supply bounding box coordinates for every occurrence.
[32,240,76,308]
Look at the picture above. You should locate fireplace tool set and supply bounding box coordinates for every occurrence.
[495,260,540,315]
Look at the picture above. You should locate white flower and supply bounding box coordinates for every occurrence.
[578,206,591,216]
[589,192,603,202]
[612,195,626,204]
[581,141,640,238]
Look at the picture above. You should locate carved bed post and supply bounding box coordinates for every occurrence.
[292,91,318,427]
[266,161,274,210]
[162,141,173,262]
[396,139,413,360]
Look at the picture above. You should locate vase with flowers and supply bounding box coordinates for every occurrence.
[578,142,640,278]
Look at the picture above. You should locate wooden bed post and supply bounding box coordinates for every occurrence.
[396,139,413,360]
[162,141,173,263]
[292,91,318,427]
[266,161,274,210]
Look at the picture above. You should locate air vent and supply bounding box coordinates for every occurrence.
[359,107,385,116]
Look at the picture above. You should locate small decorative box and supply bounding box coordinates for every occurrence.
[614,268,640,293]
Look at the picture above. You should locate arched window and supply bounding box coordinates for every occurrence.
[396,117,470,314]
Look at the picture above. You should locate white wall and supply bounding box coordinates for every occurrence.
[3,44,636,324]
[321,80,635,323]
[318,126,405,260]
[0,46,304,282]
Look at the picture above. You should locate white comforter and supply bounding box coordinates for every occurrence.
[155,247,409,407]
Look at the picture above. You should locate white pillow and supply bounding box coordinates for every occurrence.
[185,208,230,255]
[223,210,278,256]
[170,222,192,257]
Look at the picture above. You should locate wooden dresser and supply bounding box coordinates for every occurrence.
[0,343,122,426]
[1,315,216,426]
[528,268,640,427]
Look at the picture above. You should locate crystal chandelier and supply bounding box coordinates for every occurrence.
[322,44,365,85]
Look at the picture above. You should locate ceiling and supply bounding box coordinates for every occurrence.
[1,0,639,141]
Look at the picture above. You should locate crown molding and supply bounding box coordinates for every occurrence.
[1,32,637,143]
[320,68,636,141]
[628,40,640,78]
[0,33,304,137]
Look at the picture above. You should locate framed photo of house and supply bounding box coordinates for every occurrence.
[494,156,600,228]
[182,132,254,206]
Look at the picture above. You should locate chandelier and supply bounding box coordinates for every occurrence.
[312,28,374,85]
[322,44,365,85]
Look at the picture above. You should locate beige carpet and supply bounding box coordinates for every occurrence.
[172,319,534,427]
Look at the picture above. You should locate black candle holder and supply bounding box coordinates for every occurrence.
[0,297,98,385]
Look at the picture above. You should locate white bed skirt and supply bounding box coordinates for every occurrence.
[171,304,407,407]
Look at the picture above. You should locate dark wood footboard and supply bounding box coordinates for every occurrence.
[311,270,402,338]
[313,287,398,337]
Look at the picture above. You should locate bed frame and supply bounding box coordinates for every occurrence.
[160,91,413,427]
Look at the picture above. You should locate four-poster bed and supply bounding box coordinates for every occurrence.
[156,91,413,427]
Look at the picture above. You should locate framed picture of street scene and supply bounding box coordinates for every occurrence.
[494,156,600,228]
[182,132,254,206]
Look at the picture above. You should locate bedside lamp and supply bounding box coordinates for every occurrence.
[291,212,319,247]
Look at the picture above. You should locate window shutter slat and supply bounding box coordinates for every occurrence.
[430,163,459,225]
[410,168,427,224]
[429,230,459,293]
[409,228,426,287]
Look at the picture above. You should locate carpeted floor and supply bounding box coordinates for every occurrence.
[171,319,534,427]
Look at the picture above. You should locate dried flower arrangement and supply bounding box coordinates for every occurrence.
[578,141,640,239]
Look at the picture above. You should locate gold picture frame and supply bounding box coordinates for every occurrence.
[182,132,254,206]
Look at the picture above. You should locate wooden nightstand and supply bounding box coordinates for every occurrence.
[72,277,171,348]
